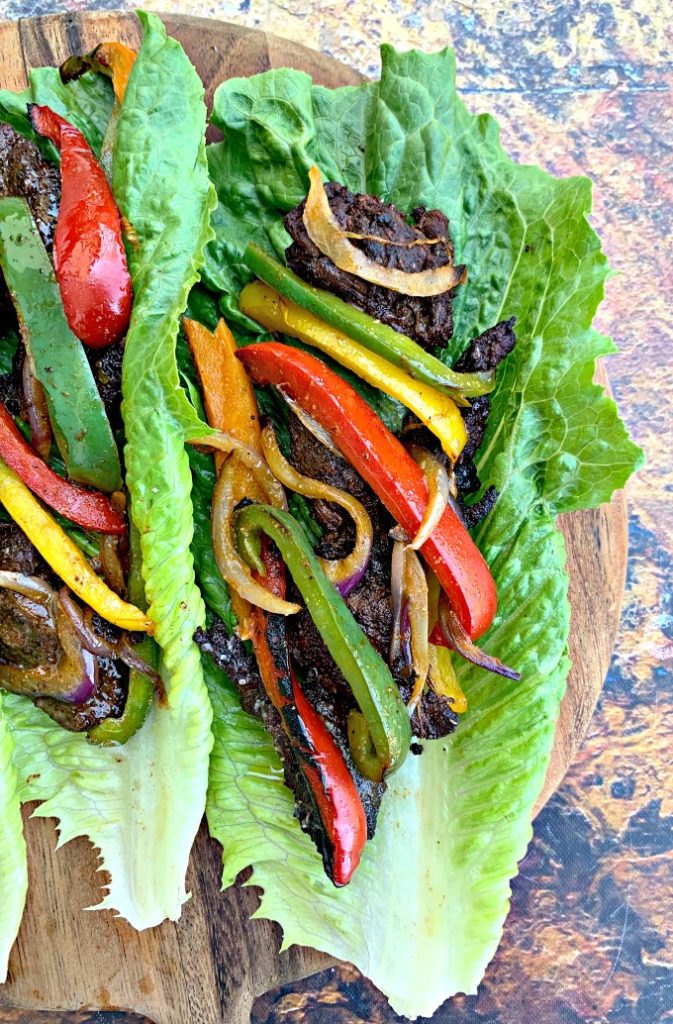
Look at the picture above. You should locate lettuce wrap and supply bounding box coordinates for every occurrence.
[190,46,644,1019]
[0,11,216,969]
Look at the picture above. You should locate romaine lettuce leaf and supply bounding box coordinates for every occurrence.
[0,67,113,156]
[0,694,26,982]
[203,46,643,1018]
[1,11,217,930]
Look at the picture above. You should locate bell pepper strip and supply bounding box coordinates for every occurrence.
[183,317,262,473]
[235,502,412,779]
[428,644,468,714]
[243,243,494,398]
[184,316,267,635]
[237,343,497,640]
[60,42,136,104]
[248,538,367,886]
[240,281,467,461]
[28,104,132,349]
[0,402,126,535]
[0,459,152,633]
[89,522,159,746]
[0,198,122,493]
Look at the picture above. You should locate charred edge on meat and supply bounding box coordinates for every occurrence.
[285,182,459,351]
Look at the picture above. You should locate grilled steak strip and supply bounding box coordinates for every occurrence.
[195,619,384,841]
[454,317,517,497]
[0,522,128,731]
[285,182,459,351]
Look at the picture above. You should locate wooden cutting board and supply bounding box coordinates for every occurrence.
[0,12,628,1024]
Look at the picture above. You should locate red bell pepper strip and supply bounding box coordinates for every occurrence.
[249,538,367,887]
[28,105,132,349]
[238,342,497,640]
[0,402,126,535]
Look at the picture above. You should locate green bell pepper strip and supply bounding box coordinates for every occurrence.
[0,197,121,492]
[88,521,159,746]
[235,502,412,780]
[243,243,494,399]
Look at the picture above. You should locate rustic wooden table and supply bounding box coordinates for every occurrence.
[0,2,670,1023]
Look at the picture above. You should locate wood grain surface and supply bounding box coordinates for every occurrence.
[0,12,628,1024]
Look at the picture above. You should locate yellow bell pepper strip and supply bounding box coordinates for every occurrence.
[0,459,152,633]
[235,502,412,780]
[243,243,494,398]
[183,316,266,635]
[428,644,468,714]
[239,281,468,462]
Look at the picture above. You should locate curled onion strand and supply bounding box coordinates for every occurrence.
[212,453,301,617]
[260,422,372,597]
[304,166,466,297]
[438,594,520,680]
[407,445,451,550]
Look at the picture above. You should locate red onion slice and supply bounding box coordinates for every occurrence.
[438,595,520,680]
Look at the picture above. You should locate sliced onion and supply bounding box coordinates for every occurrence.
[407,445,451,550]
[260,423,372,597]
[276,385,342,458]
[340,231,448,248]
[0,586,96,703]
[404,548,430,712]
[428,644,467,714]
[191,431,287,511]
[212,453,301,616]
[58,590,117,657]
[0,570,55,604]
[100,534,126,596]
[400,599,412,672]
[303,166,466,297]
[438,594,521,680]
[117,635,166,703]
[389,539,406,667]
[22,354,52,461]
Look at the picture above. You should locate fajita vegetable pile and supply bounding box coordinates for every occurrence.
[0,13,643,1018]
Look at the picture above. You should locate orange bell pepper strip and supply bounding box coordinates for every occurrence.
[183,317,264,636]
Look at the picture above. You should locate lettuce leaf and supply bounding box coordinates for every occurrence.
[0,67,113,156]
[1,12,217,930]
[0,695,27,982]
[203,46,643,1018]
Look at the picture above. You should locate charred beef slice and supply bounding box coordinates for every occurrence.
[195,618,384,847]
[0,522,128,731]
[454,317,517,498]
[285,182,460,351]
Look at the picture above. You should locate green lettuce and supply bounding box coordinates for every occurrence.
[0,695,26,982]
[0,66,113,157]
[1,12,216,931]
[203,46,643,1018]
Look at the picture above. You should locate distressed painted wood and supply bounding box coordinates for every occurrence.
[0,12,628,1024]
